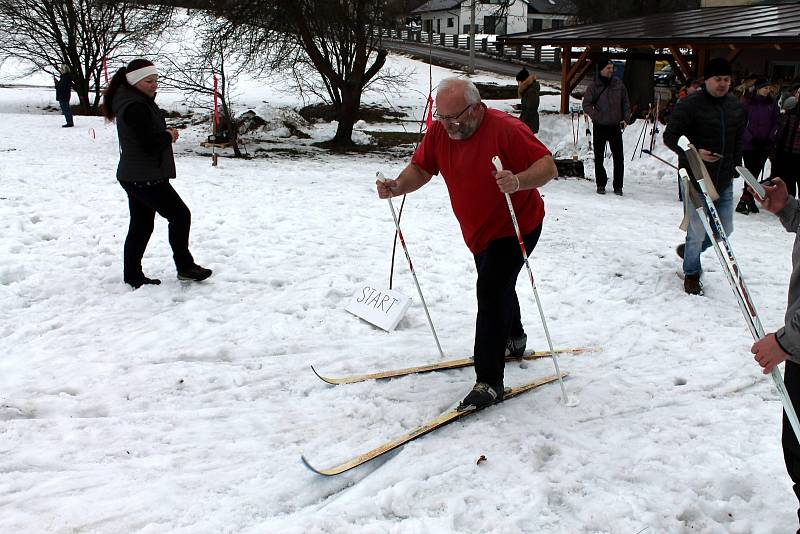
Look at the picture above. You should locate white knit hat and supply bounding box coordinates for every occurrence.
[126,65,158,86]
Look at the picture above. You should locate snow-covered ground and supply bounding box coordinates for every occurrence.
[1,51,797,534]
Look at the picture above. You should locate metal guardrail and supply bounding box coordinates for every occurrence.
[377,28,561,66]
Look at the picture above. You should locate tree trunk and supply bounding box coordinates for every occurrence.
[332,86,362,147]
[622,47,655,120]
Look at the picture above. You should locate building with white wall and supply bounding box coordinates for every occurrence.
[412,0,577,36]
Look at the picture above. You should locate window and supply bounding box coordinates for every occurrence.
[527,18,543,33]
[447,17,454,28]
[552,19,563,30]
[483,15,506,35]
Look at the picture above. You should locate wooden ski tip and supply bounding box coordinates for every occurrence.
[677,135,691,150]
[301,455,332,476]
[310,365,337,385]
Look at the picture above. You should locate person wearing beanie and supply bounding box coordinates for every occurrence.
[581,57,630,196]
[101,58,213,289]
[735,78,779,215]
[664,57,745,296]
[516,68,540,133]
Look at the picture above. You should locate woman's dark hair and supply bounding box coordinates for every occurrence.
[101,58,154,121]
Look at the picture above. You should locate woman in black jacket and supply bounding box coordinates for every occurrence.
[102,58,212,289]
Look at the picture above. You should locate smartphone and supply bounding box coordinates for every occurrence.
[736,165,766,198]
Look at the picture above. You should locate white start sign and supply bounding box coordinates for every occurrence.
[345,283,412,332]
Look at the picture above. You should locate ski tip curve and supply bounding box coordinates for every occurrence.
[301,455,336,476]
[309,365,337,385]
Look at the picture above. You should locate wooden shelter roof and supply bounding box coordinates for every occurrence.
[500,3,800,48]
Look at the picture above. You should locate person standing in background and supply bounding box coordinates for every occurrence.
[516,68,540,134]
[582,58,630,196]
[772,85,800,199]
[735,79,779,215]
[53,64,74,128]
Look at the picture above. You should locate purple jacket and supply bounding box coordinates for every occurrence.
[742,95,779,151]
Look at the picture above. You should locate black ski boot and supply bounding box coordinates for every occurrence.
[458,382,504,411]
[735,200,749,215]
[506,334,528,358]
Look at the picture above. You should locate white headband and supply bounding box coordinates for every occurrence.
[126,65,158,86]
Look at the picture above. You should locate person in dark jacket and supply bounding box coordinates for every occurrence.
[735,79,779,215]
[772,85,800,199]
[664,57,746,295]
[582,58,630,196]
[101,58,212,289]
[53,64,74,128]
[516,68,540,134]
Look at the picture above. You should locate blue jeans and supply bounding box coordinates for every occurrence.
[59,100,73,126]
[680,181,733,277]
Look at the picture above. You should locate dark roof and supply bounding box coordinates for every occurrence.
[412,0,462,14]
[501,3,800,46]
[527,0,576,16]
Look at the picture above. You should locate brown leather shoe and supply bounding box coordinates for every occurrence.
[676,244,685,259]
[684,274,703,295]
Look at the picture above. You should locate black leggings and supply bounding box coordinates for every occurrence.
[472,225,542,388]
[119,180,194,280]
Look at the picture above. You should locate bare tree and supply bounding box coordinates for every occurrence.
[0,0,173,114]
[159,13,245,156]
[215,0,392,147]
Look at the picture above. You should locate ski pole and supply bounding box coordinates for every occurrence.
[677,138,800,438]
[641,149,678,170]
[376,172,444,359]
[491,156,577,406]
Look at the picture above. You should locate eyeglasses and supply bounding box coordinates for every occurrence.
[433,103,473,123]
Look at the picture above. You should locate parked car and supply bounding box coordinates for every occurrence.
[654,65,676,87]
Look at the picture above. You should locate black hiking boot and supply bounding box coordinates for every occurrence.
[458,382,504,411]
[596,187,606,195]
[125,275,161,289]
[676,243,684,260]
[506,334,528,358]
[735,200,749,215]
[613,189,623,196]
[684,274,703,296]
[177,264,213,282]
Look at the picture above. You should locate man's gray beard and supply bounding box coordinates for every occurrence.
[445,120,478,140]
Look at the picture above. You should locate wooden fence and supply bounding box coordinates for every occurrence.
[378,29,561,67]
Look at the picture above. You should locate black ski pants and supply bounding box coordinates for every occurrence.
[119,180,194,281]
[592,124,624,192]
[472,225,542,389]
[783,359,800,533]
[772,153,800,198]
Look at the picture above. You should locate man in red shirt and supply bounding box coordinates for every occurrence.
[376,77,557,409]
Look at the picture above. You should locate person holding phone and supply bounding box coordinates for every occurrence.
[663,57,746,295]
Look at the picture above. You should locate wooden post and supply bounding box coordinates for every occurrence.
[560,46,572,114]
